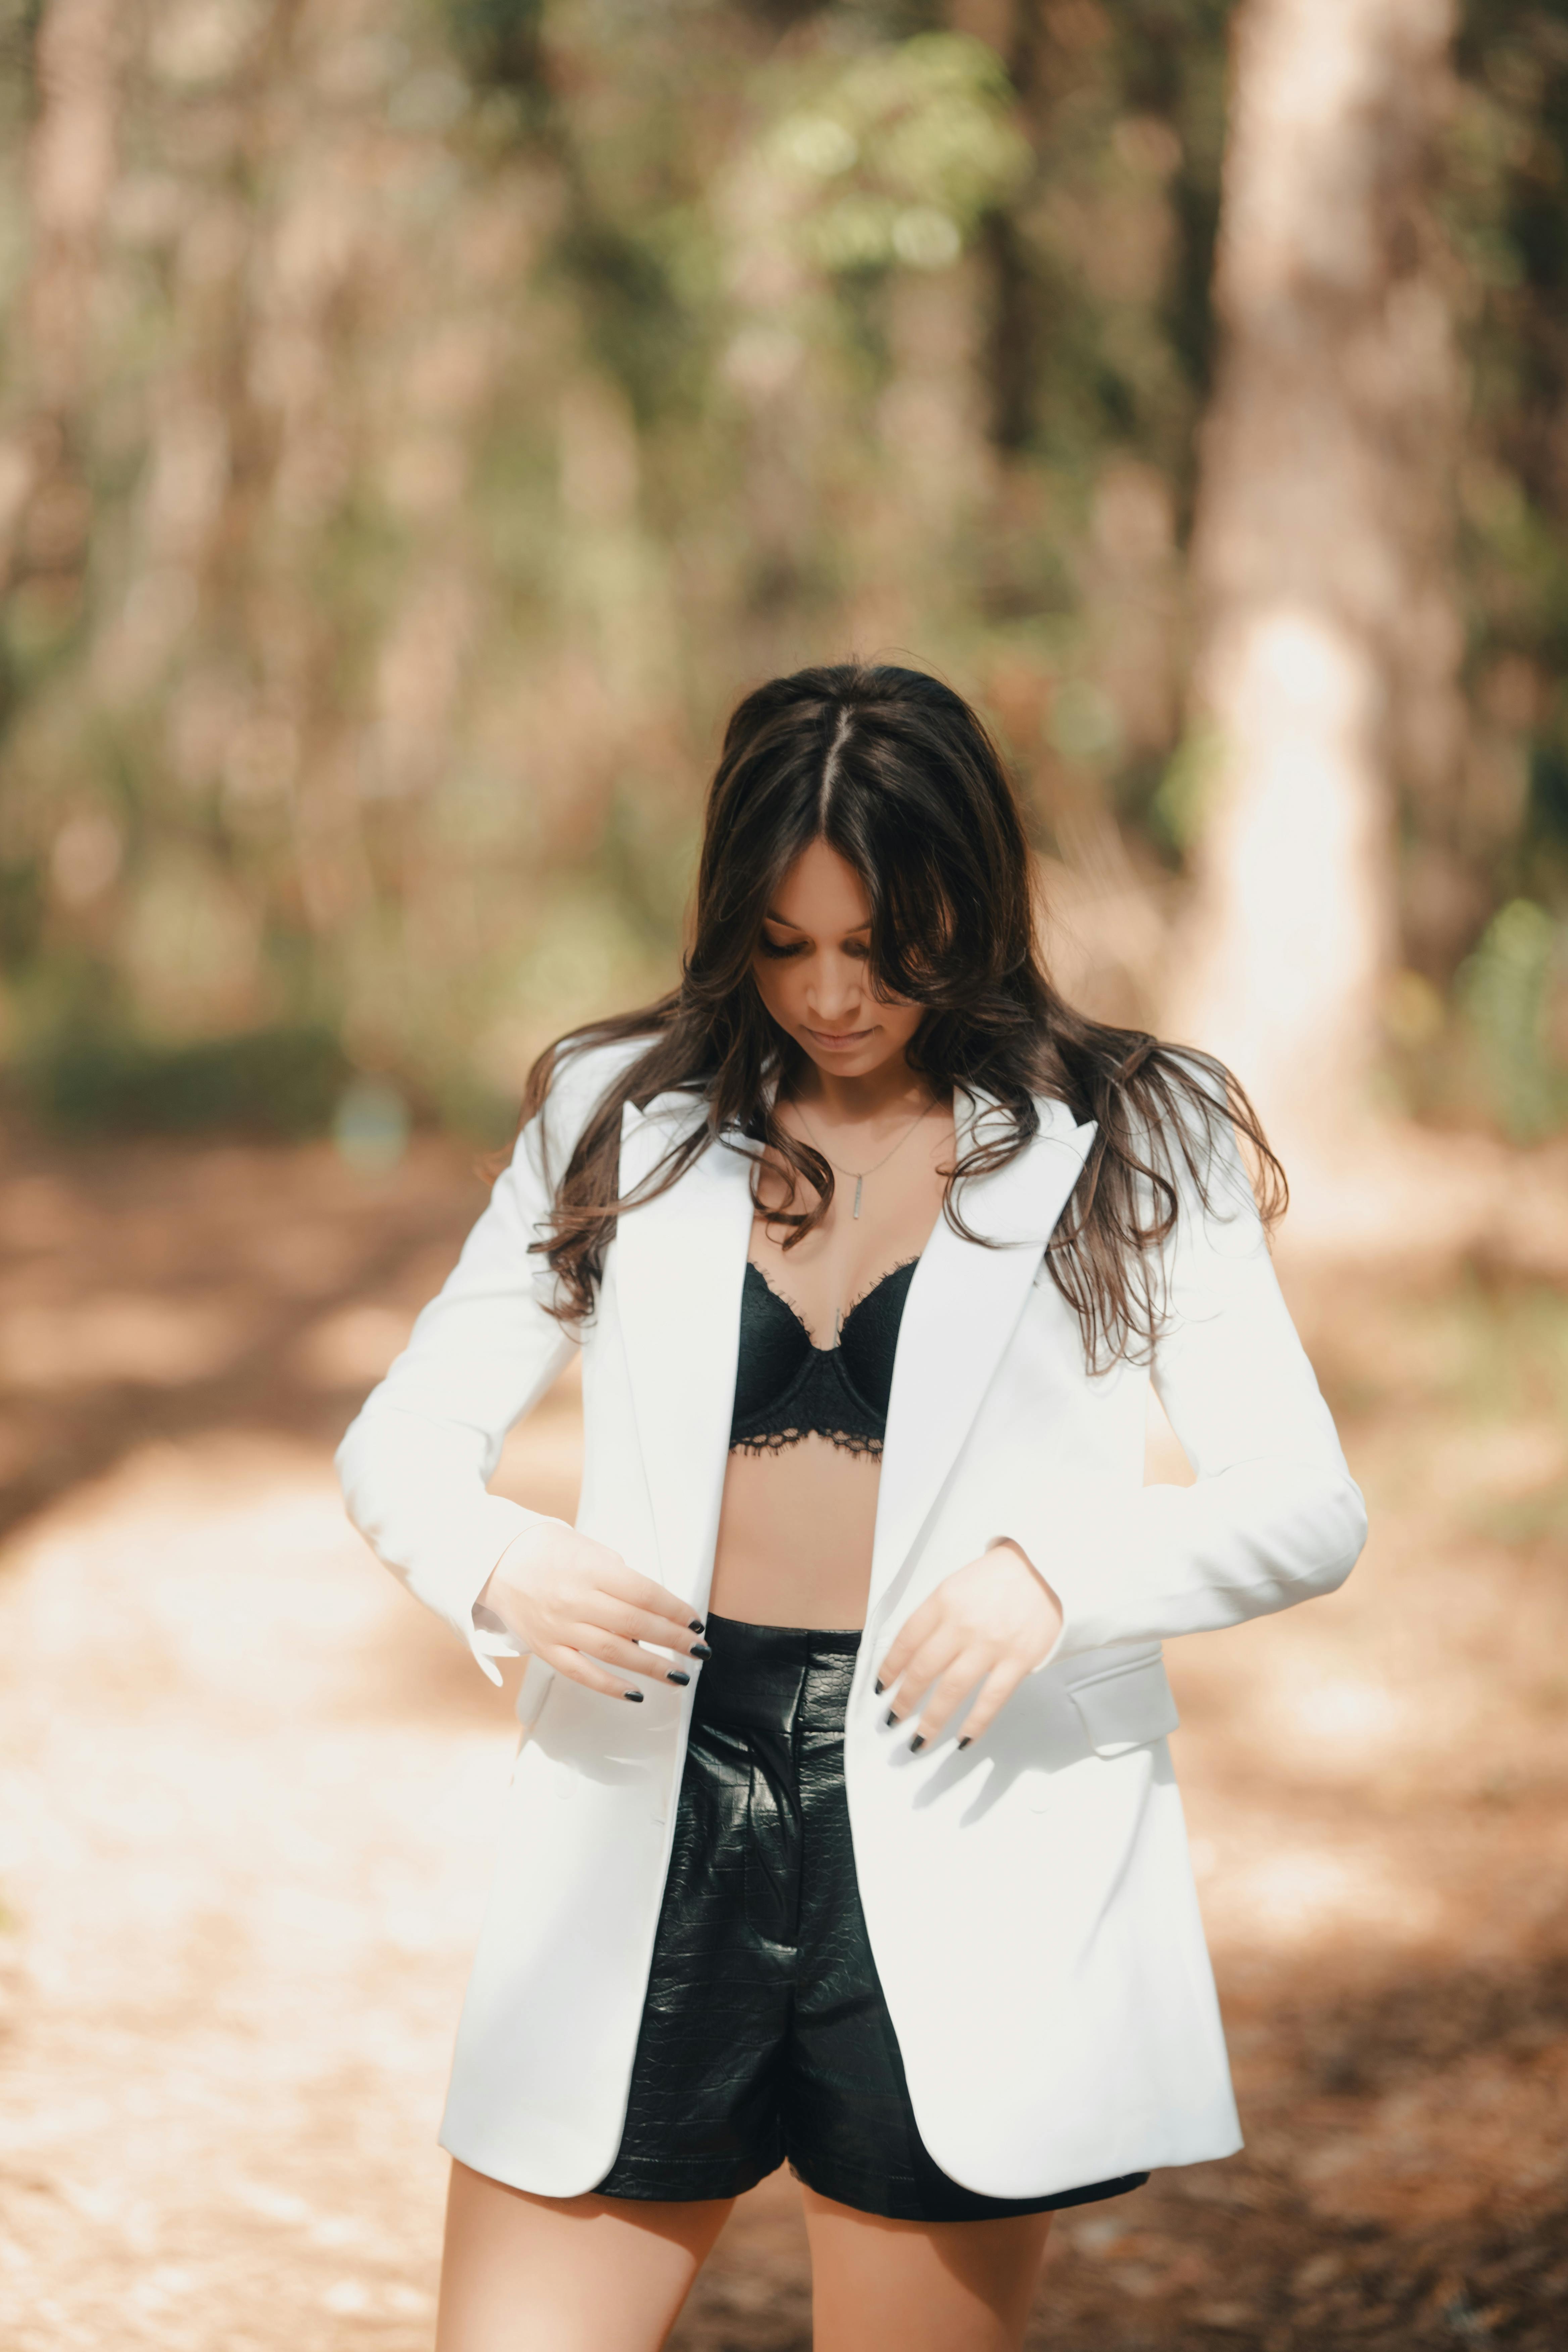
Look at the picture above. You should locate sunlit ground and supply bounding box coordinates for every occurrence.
[1,1120,1566,2350]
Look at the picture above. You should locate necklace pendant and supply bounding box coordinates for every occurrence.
[852,1175,863,1219]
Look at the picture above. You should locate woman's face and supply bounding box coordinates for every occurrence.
[751,838,924,1081]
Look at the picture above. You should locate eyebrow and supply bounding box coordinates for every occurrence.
[762,909,871,930]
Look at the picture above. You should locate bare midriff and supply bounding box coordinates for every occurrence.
[710,1433,885,1629]
[707,1109,955,1630]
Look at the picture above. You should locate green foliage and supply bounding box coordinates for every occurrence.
[443,0,549,97]
[1448,6,1568,917]
[1148,720,1224,858]
[554,213,707,426]
[1455,896,1568,1141]
[769,32,1031,274]
[13,1022,353,1137]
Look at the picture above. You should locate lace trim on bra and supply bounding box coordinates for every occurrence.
[730,1425,885,1461]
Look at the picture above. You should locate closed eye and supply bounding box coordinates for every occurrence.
[757,928,872,960]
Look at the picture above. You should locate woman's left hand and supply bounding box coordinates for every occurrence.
[875,1539,1064,1750]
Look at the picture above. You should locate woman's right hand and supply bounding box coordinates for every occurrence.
[476,1520,707,1702]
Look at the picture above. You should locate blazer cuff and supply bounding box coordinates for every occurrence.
[428,1495,559,1686]
[469,1512,582,1673]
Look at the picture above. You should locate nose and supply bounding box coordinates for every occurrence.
[806,952,863,1025]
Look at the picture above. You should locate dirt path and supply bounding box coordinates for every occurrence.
[1,1124,1565,2349]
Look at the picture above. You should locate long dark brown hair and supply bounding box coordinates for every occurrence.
[500,661,1284,1370]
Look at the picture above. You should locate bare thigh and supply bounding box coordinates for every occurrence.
[802,2185,1053,2352]
[435,2158,734,2352]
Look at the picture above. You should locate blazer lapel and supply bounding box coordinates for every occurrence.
[613,1092,755,1606]
[868,1088,1098,1610]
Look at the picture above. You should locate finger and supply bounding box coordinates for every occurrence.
[596,1560,705,1635]
[953,1657,1030,1748]
[566,1624,696,1688]
[882,1627,964,1718]
[876,1598,943,1694]
[909,1651,993,1746]
[595,1596,711,1657]
[536,1642,652,1705]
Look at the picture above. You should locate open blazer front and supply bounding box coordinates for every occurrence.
[335,1038,1370,2201]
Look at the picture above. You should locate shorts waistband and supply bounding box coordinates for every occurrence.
[692,1613,861,1735]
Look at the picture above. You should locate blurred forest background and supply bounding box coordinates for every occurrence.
[2,0,1567,1150]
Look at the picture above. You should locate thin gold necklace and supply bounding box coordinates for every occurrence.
[789,1094,936,1220]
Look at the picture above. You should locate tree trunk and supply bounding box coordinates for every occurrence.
[0,0,123,599]
[1166,0,1463,1162]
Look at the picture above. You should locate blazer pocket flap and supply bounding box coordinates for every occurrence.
[1068,1657,1179,1757]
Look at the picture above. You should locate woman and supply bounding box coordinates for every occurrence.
[335,662,1368,2352]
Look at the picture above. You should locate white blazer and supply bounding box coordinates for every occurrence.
[335,1037,1368,2201]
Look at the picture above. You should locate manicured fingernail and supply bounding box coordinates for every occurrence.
[958,1737,972,1750]
[624,1689,643,1702]
[910,1735,925,1753]
[690,1642,711,1659]
[884,1707,898,1726]
[667,1669,690,1686]
[689,1619,705,1633]
[874,1679,885,1695]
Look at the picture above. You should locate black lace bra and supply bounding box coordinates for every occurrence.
[728,1257,918,1459]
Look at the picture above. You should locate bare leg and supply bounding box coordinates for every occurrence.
[802,2185,1053,2352]
[435,2158,735,2352]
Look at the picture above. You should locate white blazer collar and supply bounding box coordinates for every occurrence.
[612,1083,1097,1612]
[614,1092,755,1606]
[870,1083,1096,1607]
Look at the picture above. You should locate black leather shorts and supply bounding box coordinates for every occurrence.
[593,1614,1149,2223]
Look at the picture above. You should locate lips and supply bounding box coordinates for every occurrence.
[804,1026,873,1049]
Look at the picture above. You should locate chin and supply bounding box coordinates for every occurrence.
[801,1039,888,1074]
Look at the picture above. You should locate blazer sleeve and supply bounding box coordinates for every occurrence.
[1028,1079,1368,1666]
[333,1043,624,1684]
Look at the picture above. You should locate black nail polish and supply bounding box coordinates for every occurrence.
[624,1689,643,1702]
[910,1735,925,1753]
[884,1707,898,1727]
[689,1620,705,1634]
[958,1737,972,1750]
[874,1679,885,1695]
[667,1669,690,1686]
[690,1642,711,1658]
